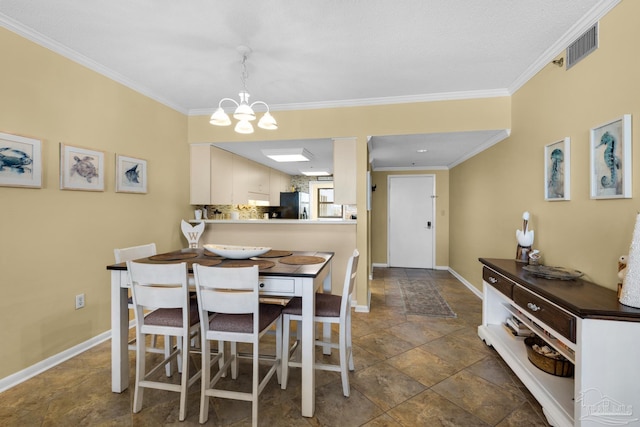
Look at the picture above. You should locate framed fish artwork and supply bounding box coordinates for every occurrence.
[115,154,147,194]
[0,131,42,188]
[590,114,632,199]
[544,137,570,201]
[60,143,105,191]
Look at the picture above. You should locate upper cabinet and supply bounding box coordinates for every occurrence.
[190,145,233,205]
[190,144,290,206]
[269,169,291,205]
[333,137,357,205]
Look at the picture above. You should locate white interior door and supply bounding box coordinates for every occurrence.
[388,175,435,268]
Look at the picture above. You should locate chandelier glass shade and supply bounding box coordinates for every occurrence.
[209,48,277,134]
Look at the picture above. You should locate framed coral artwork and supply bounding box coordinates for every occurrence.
[115,154,147,194]
[60,143,105,191]
[544,137,570,201]
[0,132,42,188]
[590,114,632,199]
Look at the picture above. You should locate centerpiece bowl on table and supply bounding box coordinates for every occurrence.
[203,244,271,259]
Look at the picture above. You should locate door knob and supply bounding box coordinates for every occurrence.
[427,221,432,229]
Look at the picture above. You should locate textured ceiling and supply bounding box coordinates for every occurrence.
[0,0,617,171]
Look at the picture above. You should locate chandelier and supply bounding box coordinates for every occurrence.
[209,46,277,134]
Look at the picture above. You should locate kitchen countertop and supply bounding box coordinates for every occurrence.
[190,219,356,225]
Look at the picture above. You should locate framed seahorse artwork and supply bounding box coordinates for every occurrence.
[115,154,147,194]
[544,137,570,201]
[590,114,632,199]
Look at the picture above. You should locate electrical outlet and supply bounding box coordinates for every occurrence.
[75,293,85,309]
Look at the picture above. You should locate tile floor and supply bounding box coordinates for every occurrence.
[0,268,551,426]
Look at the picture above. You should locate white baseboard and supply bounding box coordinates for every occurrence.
[0,329,112,393]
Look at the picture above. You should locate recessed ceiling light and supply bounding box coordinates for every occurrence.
[262,148,313,162]
[417,149,428,153]
[300,170,331,176]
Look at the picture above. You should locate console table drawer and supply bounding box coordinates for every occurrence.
[483,267,513,298]
[513,286,576,343]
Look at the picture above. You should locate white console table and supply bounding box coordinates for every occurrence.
[478,258,640,427]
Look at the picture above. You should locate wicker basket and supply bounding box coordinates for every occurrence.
[524,337,574,377]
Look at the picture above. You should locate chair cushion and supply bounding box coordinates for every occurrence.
[144,299,199,327]
[208,303,282,334]
[282,294,341,318]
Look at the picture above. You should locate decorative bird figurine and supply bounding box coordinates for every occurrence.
[181,219,205,248]
[516,211,534,262]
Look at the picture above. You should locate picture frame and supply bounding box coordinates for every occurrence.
[0,132,42,188]
[60,143,105,191]
[115,154,147,194]
[544,137,570,201]
[590,114,632,199]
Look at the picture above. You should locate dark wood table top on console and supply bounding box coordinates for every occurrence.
[480,258,640,322]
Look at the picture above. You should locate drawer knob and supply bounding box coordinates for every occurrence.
[527,302,541,312]
[488,277,498,284]
[259,283,265,288]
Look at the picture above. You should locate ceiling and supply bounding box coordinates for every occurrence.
[0,0,616,173]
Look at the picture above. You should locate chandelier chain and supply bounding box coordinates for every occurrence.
[240,53,249,92]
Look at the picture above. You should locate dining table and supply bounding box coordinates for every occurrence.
[106,247,334,418]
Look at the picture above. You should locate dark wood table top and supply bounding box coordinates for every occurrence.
[480,258,640,322]
[108,248,333,278]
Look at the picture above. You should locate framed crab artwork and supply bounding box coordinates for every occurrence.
[59,143,105,191]
[544,137,570,201]
[590,114,632,199]
[115,154,147,194]
[0,132,42,188]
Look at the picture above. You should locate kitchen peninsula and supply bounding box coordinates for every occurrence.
[191,218,357,297]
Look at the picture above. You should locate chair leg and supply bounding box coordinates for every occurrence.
[339,321,350,397]
[133,331,146,413]
[164,336,172,376]
[347,312,354,371]
[178,333,190,421]
[281,314,290,389]
[199,339,210,424]
[252,339,260,427]
[231,342,239,379]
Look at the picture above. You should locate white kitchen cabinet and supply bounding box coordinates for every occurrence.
[478,258,640,427]
[231,154,270,204]
[333,137,356,205]
[269,169,291,206]
[190,144,233,205]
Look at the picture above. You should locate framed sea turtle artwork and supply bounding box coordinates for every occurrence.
[0,132,42,188]
[544,137,570,201]
[59,143,105,191]
[115,154,147,194]
[590,114,632,199]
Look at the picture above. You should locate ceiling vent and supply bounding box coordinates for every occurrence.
[566,23,598,69]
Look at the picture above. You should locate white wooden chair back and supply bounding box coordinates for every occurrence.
[340,249,359,319]
[114,243,157,263]
[193,265,259,316]
[126,261,191,336]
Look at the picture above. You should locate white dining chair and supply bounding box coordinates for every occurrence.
[281,248,359,397]
[193,264,282,427]
[114,243,176,376]
[126,260,201,421]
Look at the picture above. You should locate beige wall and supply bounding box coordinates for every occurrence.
[0,28,189,379]
[370,169,450,267]
[450,0,639,291]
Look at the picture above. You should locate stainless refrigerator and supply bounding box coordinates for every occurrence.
[279,191,310,219]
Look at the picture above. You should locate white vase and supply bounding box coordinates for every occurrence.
[619,214,640,308]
